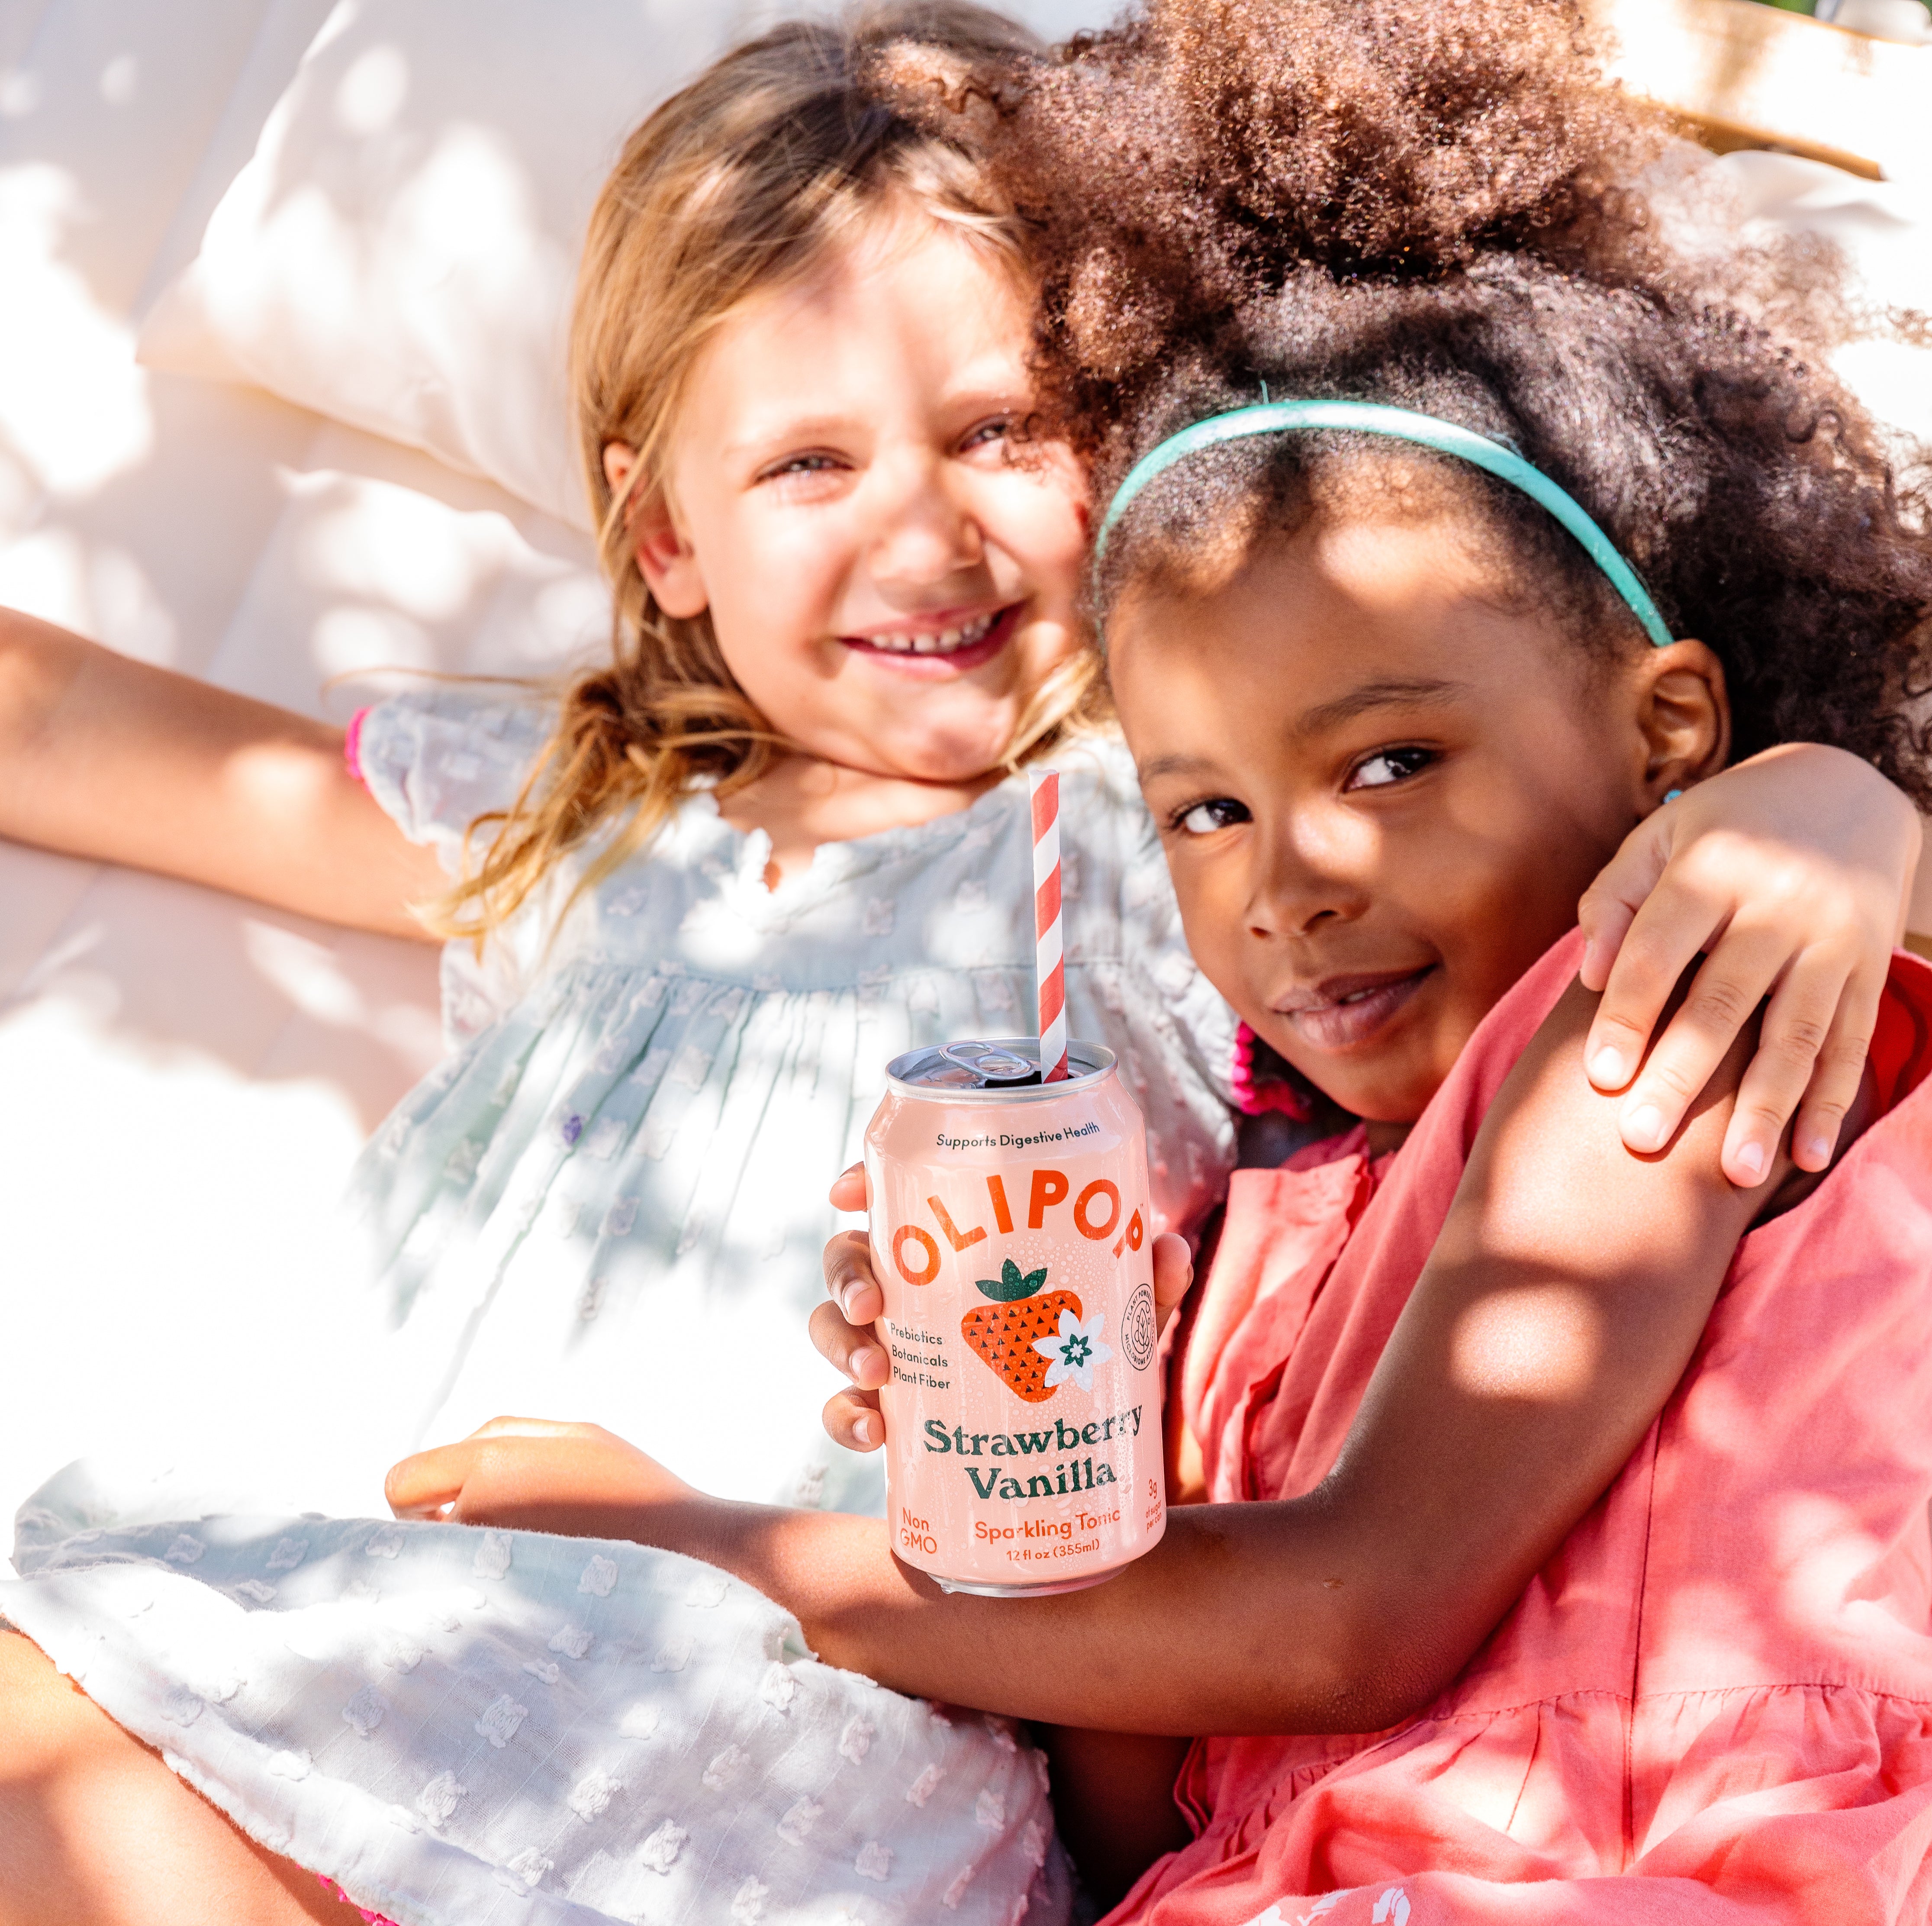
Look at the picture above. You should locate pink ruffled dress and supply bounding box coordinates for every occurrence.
[1132,930,1932,1925]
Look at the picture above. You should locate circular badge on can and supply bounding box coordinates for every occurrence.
[1123,1281,1156,1371]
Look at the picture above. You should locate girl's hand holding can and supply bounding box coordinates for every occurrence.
[815,1164,889,1452]
[813,1164,1196,1457]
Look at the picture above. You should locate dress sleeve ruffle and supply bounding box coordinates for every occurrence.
[355,685,554,874]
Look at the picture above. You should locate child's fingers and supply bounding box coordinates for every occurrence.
[1581,864,1725,1096]
[385,1443,476,1519]
[1150,1232,1195,1335]
[821,1228,884,1325]
[1782,958,1884,1174]
[1713,942,1857,1181]
[1575,808,1672,997]
[1612,920,1788,1154]
[827,1163,867,1213]
[809,1299,889,1390]
[822,1387,885,1452]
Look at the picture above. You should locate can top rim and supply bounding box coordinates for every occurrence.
[885,1037,1117,1101]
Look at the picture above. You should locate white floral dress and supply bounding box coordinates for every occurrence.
[2,1461,1072,1926]
[351,689,1237,1513]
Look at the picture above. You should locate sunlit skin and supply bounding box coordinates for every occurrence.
[1114,509,1729,1151]
[605,210,1089,884]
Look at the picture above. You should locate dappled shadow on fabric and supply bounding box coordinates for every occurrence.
[3,1482,1068,1925]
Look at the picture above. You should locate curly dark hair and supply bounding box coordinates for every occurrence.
[919,0,1932,801]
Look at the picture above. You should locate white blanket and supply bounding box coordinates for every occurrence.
[0,0,611,1517]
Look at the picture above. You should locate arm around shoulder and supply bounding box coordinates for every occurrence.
[0,606,443,938]
[403,977,1778,1740]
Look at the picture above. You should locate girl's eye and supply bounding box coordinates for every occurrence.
[1175,797,1251,836]
[960,417,1012,453]
[1347,746,1435,791]
[759,452,844,483]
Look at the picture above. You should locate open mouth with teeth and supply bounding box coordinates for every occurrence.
[840,603,1018,671]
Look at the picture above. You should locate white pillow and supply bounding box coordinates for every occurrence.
[1714,150,1932,450]
[136,0,1115,531]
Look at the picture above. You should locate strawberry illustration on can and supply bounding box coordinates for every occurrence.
[960,1257,1114,1403]
[864,1039,1167,1595]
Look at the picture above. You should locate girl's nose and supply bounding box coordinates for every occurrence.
[1245,818,1372,940]
[865,456,985,594]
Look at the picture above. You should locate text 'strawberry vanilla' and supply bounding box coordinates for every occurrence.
[865,1038,1166,1594]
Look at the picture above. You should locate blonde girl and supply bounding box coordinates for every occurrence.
[0,0,1916,1530]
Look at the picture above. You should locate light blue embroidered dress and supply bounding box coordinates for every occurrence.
[2,1463,1074,1926]
[351,690,1238,1514]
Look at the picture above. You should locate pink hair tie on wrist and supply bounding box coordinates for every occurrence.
[343,706,371,788]
[1230,1020,1311,1119]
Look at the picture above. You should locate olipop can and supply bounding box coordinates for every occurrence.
[864,1038,1166,1595]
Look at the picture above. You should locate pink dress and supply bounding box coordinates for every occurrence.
[1131,931,1932,1926]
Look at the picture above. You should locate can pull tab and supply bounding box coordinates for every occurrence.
[940,1041,1041,1087]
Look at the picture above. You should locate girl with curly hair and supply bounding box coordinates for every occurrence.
[3,3,1931,1923]
[796,3,1932,1913]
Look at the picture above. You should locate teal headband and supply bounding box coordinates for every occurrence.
[1094,398,1673,649]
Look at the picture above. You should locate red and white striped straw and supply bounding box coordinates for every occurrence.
[1029,768,1068,1082]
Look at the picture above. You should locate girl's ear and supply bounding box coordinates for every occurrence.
[602,441,709,620]
[1632,638,1731,804]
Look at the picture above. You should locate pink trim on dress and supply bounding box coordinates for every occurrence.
[1228,1019,1310,1119]
[342,706,371,788]
[316,1875,399,1925]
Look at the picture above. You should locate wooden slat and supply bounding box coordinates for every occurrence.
[1597,0,1929,180]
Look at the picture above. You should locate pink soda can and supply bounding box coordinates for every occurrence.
[864,1038,1166,1595]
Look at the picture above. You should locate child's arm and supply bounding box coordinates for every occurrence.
[0,607,444,937]
[387,974,1781,1739]
[1579,742,1919,1184]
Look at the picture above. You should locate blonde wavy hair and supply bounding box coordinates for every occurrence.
[426,2,1103,945]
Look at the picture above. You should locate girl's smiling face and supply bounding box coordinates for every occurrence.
[1109,500,1728,1136]
[618,210,1088,784]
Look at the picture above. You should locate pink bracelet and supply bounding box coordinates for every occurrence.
[343,706,370,788]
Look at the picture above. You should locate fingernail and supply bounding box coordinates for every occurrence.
[1802,1134,1833,1169]
[853,1413,876,1445]
[1588,1045,1629,1089]
[1732,1140,1766,1183]
[1623,1103,1668,1152]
